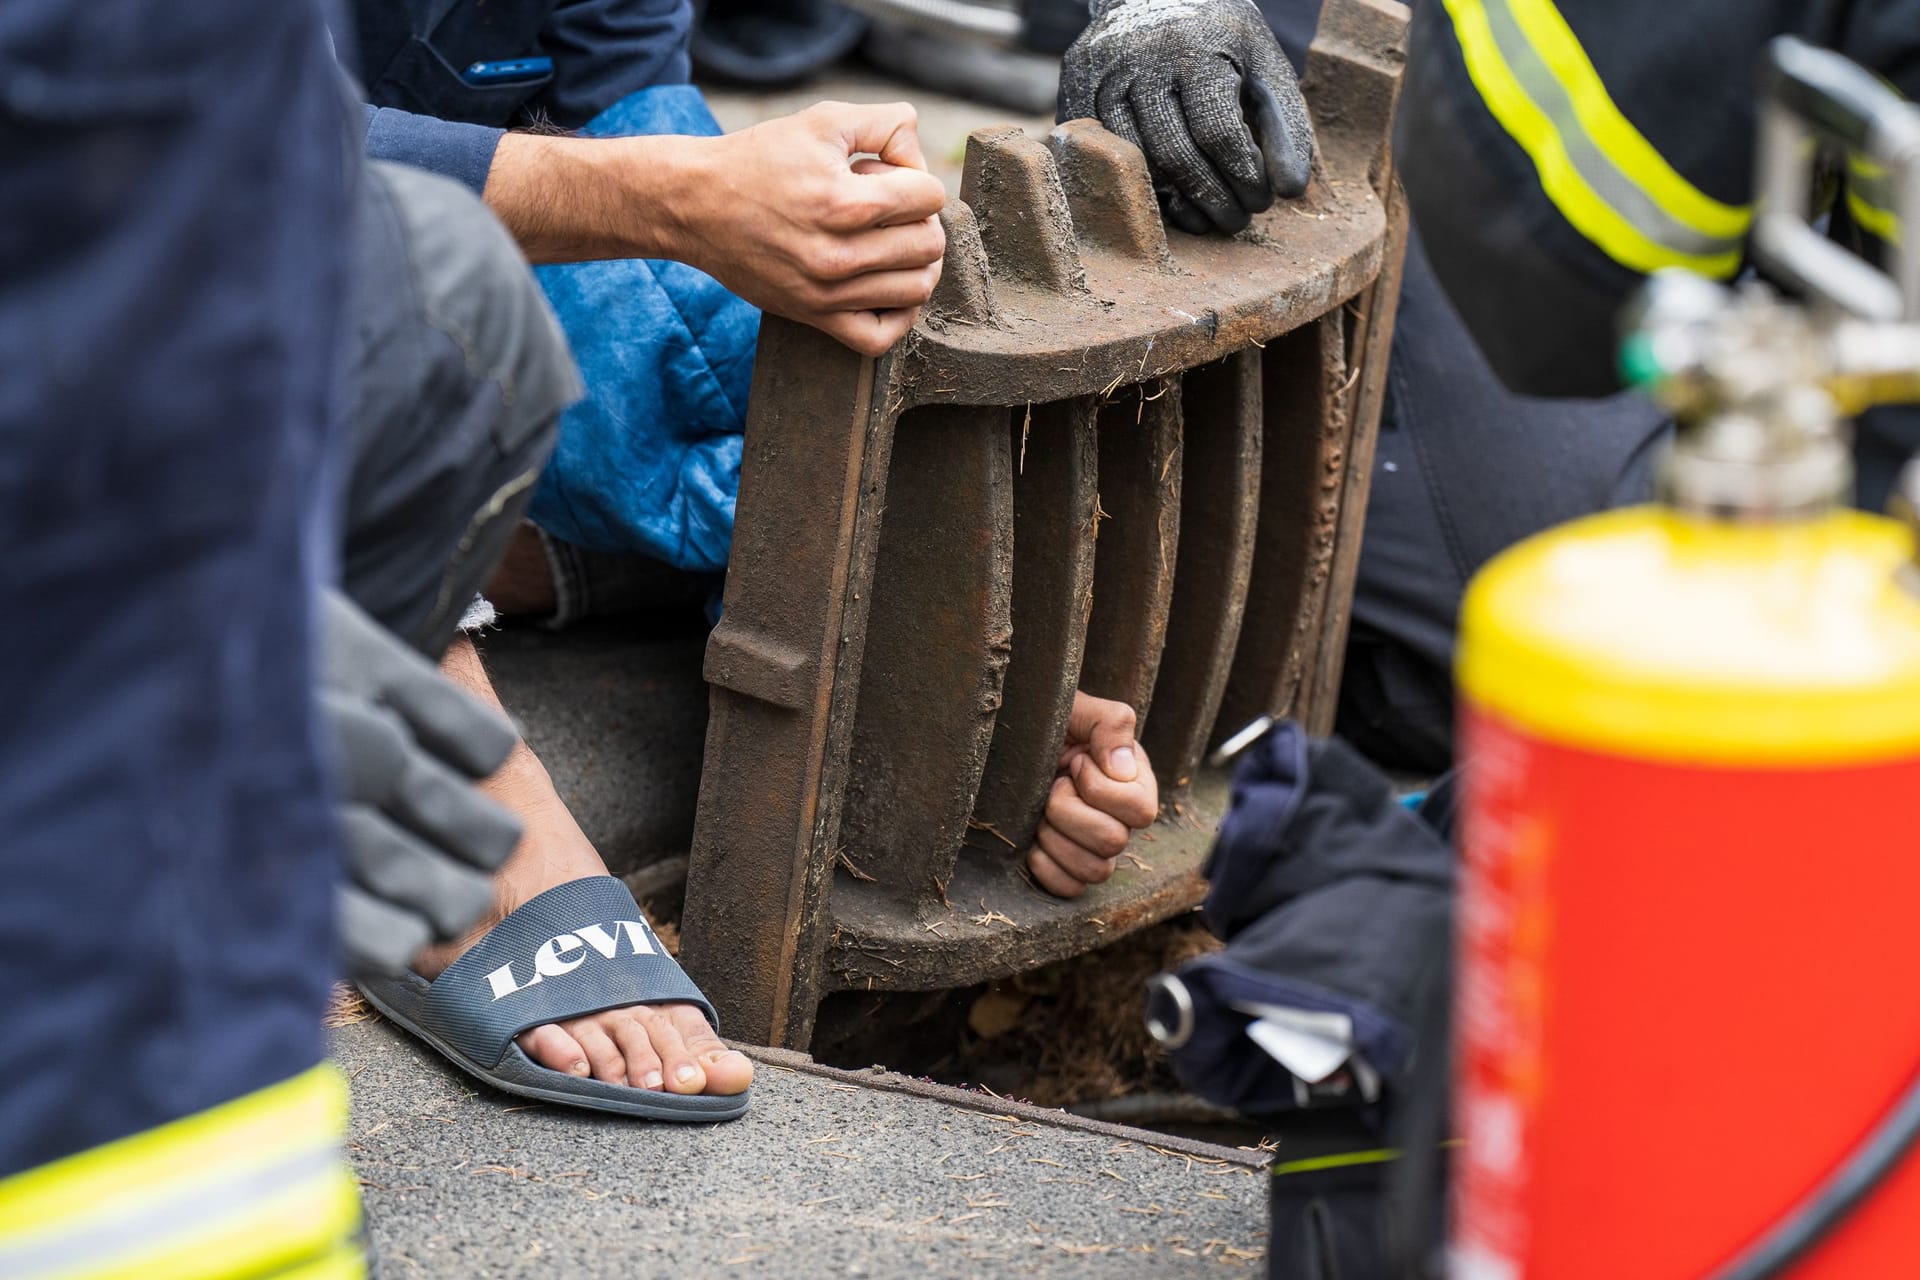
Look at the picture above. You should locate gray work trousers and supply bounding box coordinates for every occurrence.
[339,161,581,659]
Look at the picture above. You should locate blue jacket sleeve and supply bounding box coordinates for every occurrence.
[362,104,502,195]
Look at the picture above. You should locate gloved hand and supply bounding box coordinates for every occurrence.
[319,588,522,976]
[1059,0,1314,235]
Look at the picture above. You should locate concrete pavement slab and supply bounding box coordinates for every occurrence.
[335,1018,1270,1279]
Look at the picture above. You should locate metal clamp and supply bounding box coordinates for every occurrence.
[1145,973,1197,1049]
[1755,37,1920,322]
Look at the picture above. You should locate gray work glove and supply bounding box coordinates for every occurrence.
[319,588,522,976]
[1059,0,1314,235]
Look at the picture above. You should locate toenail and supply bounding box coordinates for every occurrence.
[643,1070,664,1089]
[674,1064,700,1085]
[572,1060,590,1076]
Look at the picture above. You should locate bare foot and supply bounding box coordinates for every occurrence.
[421,636,753,1097]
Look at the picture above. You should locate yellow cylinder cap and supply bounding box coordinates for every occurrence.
[1458,507,1920,765]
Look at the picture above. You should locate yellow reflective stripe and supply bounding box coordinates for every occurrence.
[1503,0,1749,241]
[1442,0,1747,277]
[0,1064,347,1237]
[81,1165,363,1280]
[1848,187,1901,243]
[1271,1148,1402,1177]
[1850,154,1890,182]
[1270,1139,1464,1178]
[1847,154,1900,244]
[266,1240,369,1280]
[0,1065,361,1280]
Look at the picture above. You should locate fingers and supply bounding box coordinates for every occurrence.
[819,100,931,172]
[1095,75,1144,154]
[1132,81,1248,234]
[1029,844,1090,898]
[1161,192,1216,236]
[337,886,433,976]
[1038,816,1121,883]
[1070,751,1159,830]
[1059,61,1100,125]
[817,306,923,358]
[324,693,522,872]
[382,659,520,779]
[317,590,516,778]
[1042,774,1133,859]
[388,749,523,872]
[1177,59,1273,216]
[814,263,944,313]
[337,806,496,939]
[697,103,947,359]
[1029,712,1162,900]
[810,216,944,284]
[803,204,940,356]
[840,161,948,229]
[1066,691,1140,782]
[797,212,944,281]
[320,692,408,796]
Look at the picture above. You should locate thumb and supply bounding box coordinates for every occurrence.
[828,100,930,171]
[1067,692,1139,783]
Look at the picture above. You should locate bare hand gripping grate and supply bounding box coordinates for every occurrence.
[681,0,1411,1049]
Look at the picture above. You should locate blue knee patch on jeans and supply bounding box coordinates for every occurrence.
[530,85,760,573]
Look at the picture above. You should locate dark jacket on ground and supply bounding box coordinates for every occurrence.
[1166,722,1454,1119]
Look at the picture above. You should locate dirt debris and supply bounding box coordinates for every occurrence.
[815,915,1219,1107]
[325,983,378,1029]
[960,915,1218,1106]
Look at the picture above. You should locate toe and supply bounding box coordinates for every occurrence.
[518,1023,591,1077]
[635,1006,704,1095]
[609,1010,665,1090]
[561,1015,627,1084]
[668,1005,754,1096]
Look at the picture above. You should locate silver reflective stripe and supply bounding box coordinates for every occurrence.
[1477,0,1744,262]
[0,1144,342,1279]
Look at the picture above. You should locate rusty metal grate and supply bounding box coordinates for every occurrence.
[681,0,1411,1050]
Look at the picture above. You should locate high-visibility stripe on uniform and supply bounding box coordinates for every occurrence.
[0,1064,364,1280]
[1847,154,1901,244]
[1441,0,1752,277]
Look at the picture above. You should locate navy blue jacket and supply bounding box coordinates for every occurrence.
[352,0,692,192]
[1,0,352,1173]
[1166,722,1455,1120]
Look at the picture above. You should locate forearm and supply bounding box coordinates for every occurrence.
[479,130,712,266]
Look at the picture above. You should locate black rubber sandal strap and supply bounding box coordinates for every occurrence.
[418,877,714,1068]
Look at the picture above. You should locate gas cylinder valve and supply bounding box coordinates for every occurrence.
[1621,38,1920,519]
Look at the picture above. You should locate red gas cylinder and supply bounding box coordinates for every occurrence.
[1451,500,1920,1279]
